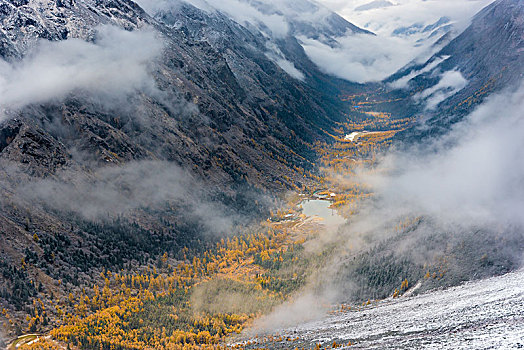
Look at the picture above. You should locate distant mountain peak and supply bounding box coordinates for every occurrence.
[355,0,395,12]
[153,0,373,40]
[392,16,452,38]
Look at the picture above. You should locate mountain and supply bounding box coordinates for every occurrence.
[388,0,524,136]
[392,16,453,46]
[159,0,373,42]
[243,0,371,36]
[1,0,521,345]
[146,0,369,97]
[0,0,369,183]
[143,0,373,91]
[355,0,394,12]
[0,0,370,327]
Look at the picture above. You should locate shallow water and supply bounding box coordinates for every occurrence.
[300,199,346,229]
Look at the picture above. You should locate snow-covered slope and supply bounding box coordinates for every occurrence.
[139,0,371,42]
[240,269,524,349]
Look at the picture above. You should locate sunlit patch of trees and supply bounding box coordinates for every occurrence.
[455,75,498,111]
[19,225,311,349]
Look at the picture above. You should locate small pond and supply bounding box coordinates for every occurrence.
[300,199,346,229]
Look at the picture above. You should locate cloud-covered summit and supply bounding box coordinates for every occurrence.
[305,0,494,82]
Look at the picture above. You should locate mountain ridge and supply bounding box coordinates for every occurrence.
[387,0,524,138]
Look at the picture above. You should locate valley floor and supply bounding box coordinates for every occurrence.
[238,269,524,349]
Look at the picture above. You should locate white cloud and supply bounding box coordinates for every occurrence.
[372,81,524,227]
[305,0,494,82]
[299,33,417,83]
[317,0,493,35]
[20,161,235,234]
[265,41,306,80]
[414,69,467,110]
[274,58,306,81]
[0,25,163,120]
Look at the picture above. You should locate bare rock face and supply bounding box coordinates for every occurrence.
[0,120,19,151]
[0,122,68,176]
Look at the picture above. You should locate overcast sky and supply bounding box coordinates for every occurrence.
[315,0,494,35]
